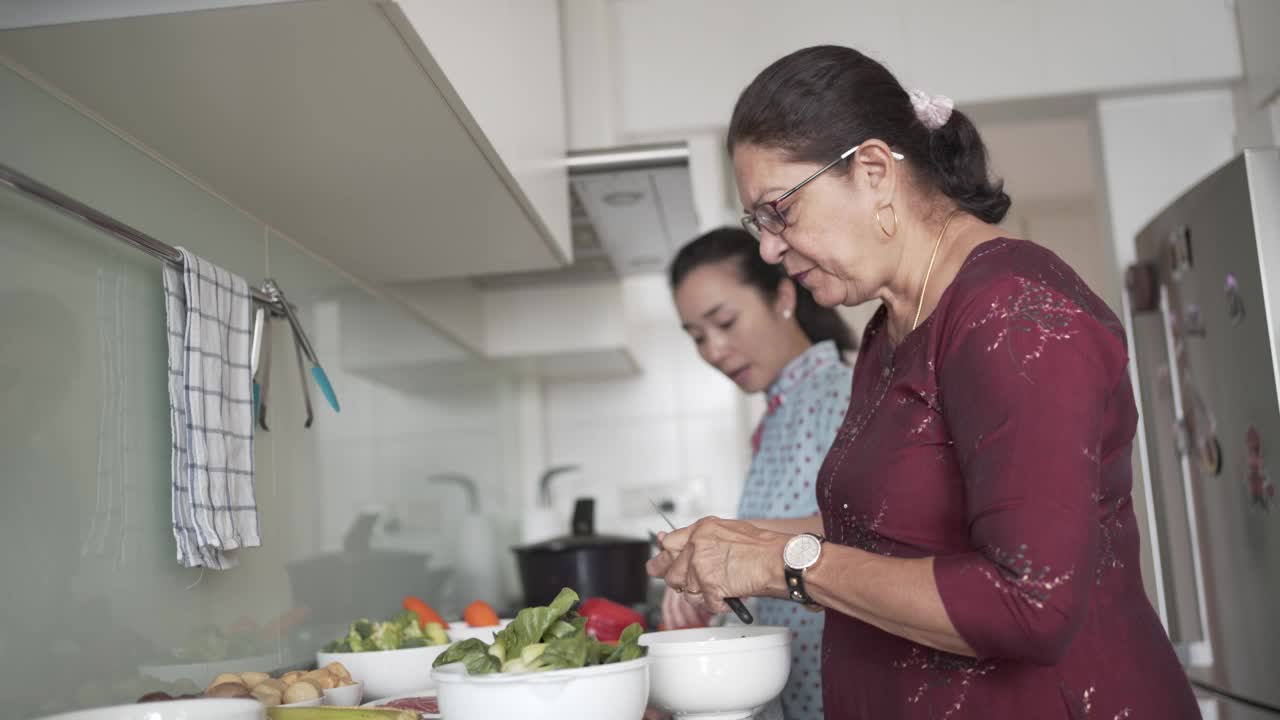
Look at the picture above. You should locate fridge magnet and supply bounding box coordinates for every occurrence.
[1225,274,1246,326]
[1166,226,1193,274]
[1246,426,1274,512]
[1201,435,1223,477]
[1188,387,1222,476]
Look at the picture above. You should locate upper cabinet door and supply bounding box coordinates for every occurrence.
[0,0,572,283]
[397,0,571,263]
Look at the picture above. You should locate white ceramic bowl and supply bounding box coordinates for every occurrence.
[35,699,264,720]
[444,618,512,644]
[322,681,364,706]
[640,625,792,720]
[317,645,451,700]
[431,657,650,720]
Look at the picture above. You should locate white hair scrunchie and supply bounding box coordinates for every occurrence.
[909,89,954,131]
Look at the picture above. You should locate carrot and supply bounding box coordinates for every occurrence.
[403,595,448,629]
[463,600,500,627]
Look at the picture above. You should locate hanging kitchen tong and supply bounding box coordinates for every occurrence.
[250,279,341,431]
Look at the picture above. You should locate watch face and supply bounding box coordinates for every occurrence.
[784,534,822,570]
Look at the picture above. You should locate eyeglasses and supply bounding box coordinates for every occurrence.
[741,143,905,238]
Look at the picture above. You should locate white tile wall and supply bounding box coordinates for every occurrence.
[542,275,751,526]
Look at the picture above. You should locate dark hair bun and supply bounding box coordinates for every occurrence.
[926,109,1011,224]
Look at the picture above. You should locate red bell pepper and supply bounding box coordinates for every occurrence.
[578,597,646,643]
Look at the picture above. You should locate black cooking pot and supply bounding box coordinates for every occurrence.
[513,498,651,607]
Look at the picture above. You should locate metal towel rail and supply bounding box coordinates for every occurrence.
[0,161,282,308]
[0,161,340,423]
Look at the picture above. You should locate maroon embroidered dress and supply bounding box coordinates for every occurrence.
[818,239,1198,719]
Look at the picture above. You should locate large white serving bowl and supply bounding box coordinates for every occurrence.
[444,618,512,644]
[35,699,263,720]
[317,644,451,700]
[431,656,650,720]
[640,625,792,720]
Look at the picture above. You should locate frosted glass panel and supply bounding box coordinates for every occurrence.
[0,185,267,713]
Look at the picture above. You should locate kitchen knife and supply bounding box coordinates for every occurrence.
[650,500,754,624]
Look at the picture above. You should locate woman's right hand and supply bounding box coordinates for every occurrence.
[661,584,714,630]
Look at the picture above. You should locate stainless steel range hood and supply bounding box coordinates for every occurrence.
[473,142,697,289]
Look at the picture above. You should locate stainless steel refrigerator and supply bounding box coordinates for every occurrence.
[1126,148,1280,719]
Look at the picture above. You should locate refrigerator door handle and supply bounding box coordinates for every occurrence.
[1158,286,1215,669]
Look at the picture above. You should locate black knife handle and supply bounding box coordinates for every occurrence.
[726,597,753,624]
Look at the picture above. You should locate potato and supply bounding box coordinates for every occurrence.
[207,673,245,693]
[206,682,252,699]
[302,669,337,690]
[280,671,304,686]
[323,662,352,682]
[239,672,270,688]
[250,683,283,706]
[258,678,287,693]
[282,679,321,704]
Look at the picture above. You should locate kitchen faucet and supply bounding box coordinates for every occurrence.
[538,465,580,507]
[427,472,480,513]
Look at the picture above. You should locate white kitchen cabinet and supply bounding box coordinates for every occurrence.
[600,0,1242,137]
[0,0,571,283]
[398,0,571,263]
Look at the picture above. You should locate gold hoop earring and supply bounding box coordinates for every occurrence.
[877,204,898,238]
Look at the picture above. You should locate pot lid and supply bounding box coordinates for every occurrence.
[516,533,649,552]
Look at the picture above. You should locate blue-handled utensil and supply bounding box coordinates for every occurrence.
[263,278,340,418]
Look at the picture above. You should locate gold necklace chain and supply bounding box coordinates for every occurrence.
[911,210,961,331]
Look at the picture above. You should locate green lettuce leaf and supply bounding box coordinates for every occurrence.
[432,638,490,668]
[495,588,579,661]
[605,623,646,664]
[539,631,589,671]
[464,652,501,675]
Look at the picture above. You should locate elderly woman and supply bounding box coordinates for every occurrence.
[648,45,1199,719]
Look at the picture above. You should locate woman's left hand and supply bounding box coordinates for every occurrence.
[646,517,790,614]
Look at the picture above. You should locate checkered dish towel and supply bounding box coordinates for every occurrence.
[163,247,260,569]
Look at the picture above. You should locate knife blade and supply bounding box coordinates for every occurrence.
[649,500,754,625]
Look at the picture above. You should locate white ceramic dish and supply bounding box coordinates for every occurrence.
[640,625,791,720]
[35,698,264,720]
[431,656,650,720]
[444,618,512,644]
[364,690,442,719]
[317,645,450,700]
[322,681,364,706]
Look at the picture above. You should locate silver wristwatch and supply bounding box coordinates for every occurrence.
[783,533,825,605]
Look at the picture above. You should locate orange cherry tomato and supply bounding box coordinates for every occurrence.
[463,600,500,627]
